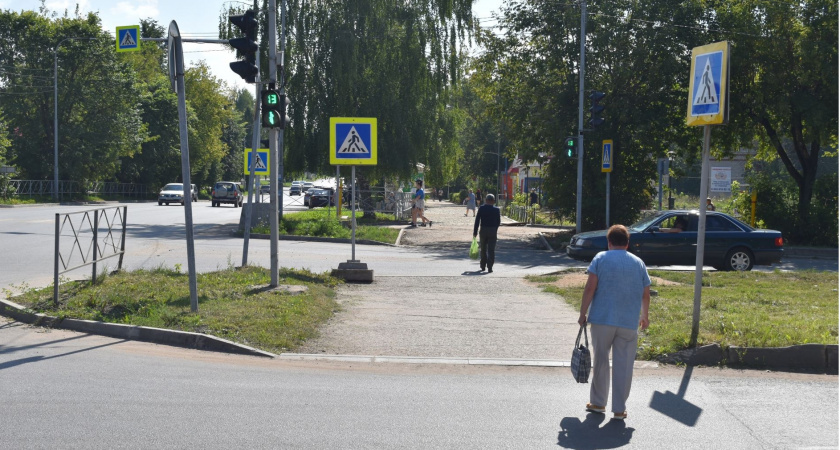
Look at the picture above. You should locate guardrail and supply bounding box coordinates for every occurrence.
[54,206,127,305]
[9,180,149,198]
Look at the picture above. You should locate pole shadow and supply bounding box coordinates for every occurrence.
[557,413,634,449]
[649,365,703,426]
[461,270,487,276]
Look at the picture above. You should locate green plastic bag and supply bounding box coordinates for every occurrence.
[469,237,479,260]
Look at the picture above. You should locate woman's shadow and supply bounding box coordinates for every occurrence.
[557,413,634,449]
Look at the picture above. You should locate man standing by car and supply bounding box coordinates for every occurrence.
[473,194,501,272]
[577,224,651,421]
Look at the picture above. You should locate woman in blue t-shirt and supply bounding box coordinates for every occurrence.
[411,180,431,227]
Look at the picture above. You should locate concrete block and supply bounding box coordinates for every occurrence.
[728,344,827,371]
[332,261,374,283]
[657,343,723,366]
[238,203,274,230]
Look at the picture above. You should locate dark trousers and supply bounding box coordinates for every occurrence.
[479,228,498,269]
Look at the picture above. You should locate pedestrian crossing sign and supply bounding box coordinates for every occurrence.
[601,140,613,173]
[330,117,377,166]
[116,25,140,52]
[687,41,730,126]
[243,148,270,176]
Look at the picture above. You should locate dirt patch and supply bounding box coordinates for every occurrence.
[529,270,683,289]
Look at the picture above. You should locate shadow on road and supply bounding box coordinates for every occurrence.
[557,413,634,449]
[0,336,126,371]
[649,365,703,426]
[124,223,238,241]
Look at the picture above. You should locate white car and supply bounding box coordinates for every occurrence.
[158,183,197,206]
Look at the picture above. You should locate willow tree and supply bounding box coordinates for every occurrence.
[221,0,474,186]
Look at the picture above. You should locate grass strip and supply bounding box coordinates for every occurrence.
[526,270,838,360]
[249,209,401,244]
[12,266,340,354]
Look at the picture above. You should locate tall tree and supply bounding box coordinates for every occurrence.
[0,9,144,183]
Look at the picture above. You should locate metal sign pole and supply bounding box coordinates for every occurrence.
[351,165,357,262]
[242,52,262,267]
[605,172,610,228]
[690,124,712,346]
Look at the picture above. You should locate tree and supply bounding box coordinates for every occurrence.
[0,9,144,184]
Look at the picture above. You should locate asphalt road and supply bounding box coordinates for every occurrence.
[1,319,837,449]
[0,202,835,296]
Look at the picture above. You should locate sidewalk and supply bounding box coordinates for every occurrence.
[298,200,585,361]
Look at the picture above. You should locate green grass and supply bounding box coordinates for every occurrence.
[528,270,839,360]
[249,209,401,244]
[12,266,340,354]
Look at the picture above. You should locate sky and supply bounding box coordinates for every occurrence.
[7,0,504,93]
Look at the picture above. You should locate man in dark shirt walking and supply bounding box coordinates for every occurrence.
[473,194,501,272]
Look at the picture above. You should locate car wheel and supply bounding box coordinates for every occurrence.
[724,247,754,271]
[165,202,169,206]
[181,201,185,206]
[158,201,162,206]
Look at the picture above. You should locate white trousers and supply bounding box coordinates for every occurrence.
[589,323,638,414]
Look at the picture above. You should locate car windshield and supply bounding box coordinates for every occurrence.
[163,184,183,191]
[629,213,665,231]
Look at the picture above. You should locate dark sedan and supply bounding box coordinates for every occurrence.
[307,188,336,208]
[566,210,784,271]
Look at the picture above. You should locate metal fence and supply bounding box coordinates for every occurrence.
[54,206,127,305]
[8,180,150,198]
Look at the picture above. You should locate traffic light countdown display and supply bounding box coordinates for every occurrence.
[228,9,259,83]
[565,137,577,158]
[261,89,290,129]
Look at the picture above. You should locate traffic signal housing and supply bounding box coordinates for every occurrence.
[588,91,606,129]
[229,9,259,83]
[564,136,577,158]
[261,89,290,129]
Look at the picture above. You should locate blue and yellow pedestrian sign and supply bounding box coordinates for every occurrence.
[329,117,377,166]
[602,140,613,173]
[116,25,140,52]
[687,41,730,126]
[243,148,270,176]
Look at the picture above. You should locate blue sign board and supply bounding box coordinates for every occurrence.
[116,25,140,52]
[330,117,378,165]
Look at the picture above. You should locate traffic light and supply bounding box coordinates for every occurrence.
[261,89,290,128]
[588,91,606,129]
[228,9,259,83]
[564,136,577,158]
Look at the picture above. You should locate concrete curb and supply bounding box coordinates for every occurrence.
[537,232,554,252]
[784,247,838,260]
[246,233,398,247]
[0,298,275,358]
[278,353,659,369]
[657,343,839,374]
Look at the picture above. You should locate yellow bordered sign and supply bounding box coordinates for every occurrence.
[601,140,613,173]
[243,148,270,176]
[329,117,377,166]
[116,25,140,52]
[686,41,730,126]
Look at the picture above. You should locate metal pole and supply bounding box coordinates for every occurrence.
[268,0,280,287]
[496,139,501,198]
[658,161,663,210]
[690,125,712,347]
[242,51,262,267]
[277,0,287,223]
[351,165,357,261]
[575,0,587,234]
[336,166,341,220]
[169,21,199,312]
[605,172,610,228]
[118,206,127,270]
[92,210,98,283]
[54,213,60,306]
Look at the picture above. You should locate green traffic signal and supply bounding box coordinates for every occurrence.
[565,137,576,158]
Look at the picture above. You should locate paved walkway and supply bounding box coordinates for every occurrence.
[298,200,584,361]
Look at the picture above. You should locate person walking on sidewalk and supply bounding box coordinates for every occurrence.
[473,194,501,272]
[577,224,651,421]
[412,179,432,227]
[464,189,476,217]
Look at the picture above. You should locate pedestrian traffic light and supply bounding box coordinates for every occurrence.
[588,91,606,129]
[564,136,577,158]
[261,89,290,128]
[228,9,259,83]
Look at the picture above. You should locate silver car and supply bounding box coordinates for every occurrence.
[158,183,197,206]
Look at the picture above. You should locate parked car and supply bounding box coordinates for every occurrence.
[307,188,336,208]
[158,183,197,206]
[566,210,784,271]
[259,184,270,195]
[289,180,304,196]
[302,182,314,192]
[211,181,243,207]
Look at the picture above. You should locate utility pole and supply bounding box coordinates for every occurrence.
[268,0,280,287]
[576,0,587,234]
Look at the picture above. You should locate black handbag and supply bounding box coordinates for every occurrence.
[571,324,591,383]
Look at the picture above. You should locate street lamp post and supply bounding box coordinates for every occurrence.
[54,37,95,200]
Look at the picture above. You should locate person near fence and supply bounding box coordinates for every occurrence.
[577,224,651,421]
[411,180,432,227]
[530,188,539,207]
[473,194,501,272]
[475,189,482,206]
[464,189,476,217]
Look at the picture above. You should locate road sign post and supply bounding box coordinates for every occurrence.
[602,140,613,227]
[329,117,377,282]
